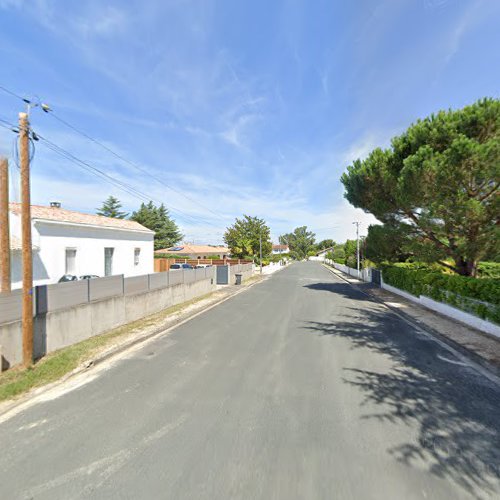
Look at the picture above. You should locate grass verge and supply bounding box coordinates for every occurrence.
[0,291,218,403]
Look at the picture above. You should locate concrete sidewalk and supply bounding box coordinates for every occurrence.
[324,264,500,376]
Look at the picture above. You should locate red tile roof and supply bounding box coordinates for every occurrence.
[9,203,153,233]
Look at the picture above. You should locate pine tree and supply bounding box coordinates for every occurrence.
[96,196,128,219]
[130,201,183,250]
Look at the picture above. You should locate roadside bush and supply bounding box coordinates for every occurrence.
[381,265,500,324]
[154,253,179,259]
[346,255,357,269]
[478,262,500,279]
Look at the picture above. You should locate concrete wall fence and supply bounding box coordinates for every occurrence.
[216,263,253,285]
[0,267,216,370]
[324,260,500,339]
[324,259,372,283]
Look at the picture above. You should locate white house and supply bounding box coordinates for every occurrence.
[272,244,289,255]
[8,202,154,289]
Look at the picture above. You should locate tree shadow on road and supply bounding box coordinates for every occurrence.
[303,282,377,301]
[303,308,500,498]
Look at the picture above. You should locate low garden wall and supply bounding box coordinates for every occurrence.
[0,268,216,370]
[324,259,372,282]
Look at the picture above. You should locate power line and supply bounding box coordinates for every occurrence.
[47,111,228,222]
[1,110,224,228]
[0,84,26,102]
[36,133,223,228]
[0,83,227,222]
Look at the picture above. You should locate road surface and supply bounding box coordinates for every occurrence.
[1,262,499,499]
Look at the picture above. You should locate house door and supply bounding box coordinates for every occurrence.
[104,248,114,276]
[65,248,77,275]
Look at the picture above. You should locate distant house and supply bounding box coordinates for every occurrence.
[8,202,154,289]
[272,244,289,255]
[316,247,334,257]
[155,244,229,260]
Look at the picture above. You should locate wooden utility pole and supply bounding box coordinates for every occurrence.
[19,112,33,367]
[0,157,11,293]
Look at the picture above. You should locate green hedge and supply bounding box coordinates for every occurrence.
[381,266,500,324]
[478,262,500,279]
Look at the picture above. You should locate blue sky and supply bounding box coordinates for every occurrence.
[0,0,499,244]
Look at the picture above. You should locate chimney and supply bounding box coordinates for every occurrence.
[50,201,61,208]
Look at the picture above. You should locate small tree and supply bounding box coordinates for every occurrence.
[343,239,357,268]
[341,98,500,276]
[96,196,128,219]
[130,201,183,250]
[281,226,316,260]
[223,215,272,259]
[331,246,345,263]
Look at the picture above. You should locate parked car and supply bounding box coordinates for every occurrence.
[79,275,99,280]
[169,263,194,270]
[195,264,212,269]
[58,274,78,282]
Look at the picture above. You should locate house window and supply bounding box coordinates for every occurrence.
[134,248,140,266]
[65,248,77,275]
[104,247,114,276]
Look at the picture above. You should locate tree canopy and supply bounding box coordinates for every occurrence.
[341,98,500,276]
[96,196,128,219]
[223,215,272,259]
[316,239,335,251]
[280,226,316,260]
[130,201,183,250]
[364,224,413,264]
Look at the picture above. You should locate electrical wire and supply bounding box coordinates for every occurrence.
[0,118,35,165]
[36,134,223,228]
[48,111,228,222]
[0,83,229,225]
[0,84,26,102]
[1,111,224,229]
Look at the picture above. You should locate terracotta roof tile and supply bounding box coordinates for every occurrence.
[9,203,153,233]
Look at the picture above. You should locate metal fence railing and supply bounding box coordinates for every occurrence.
[0,267,215,326]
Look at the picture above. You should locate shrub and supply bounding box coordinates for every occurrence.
[381,265,500,324]
[477,262,500,279]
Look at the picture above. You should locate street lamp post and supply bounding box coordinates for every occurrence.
[353,221,360,273]
[259,233,262,275]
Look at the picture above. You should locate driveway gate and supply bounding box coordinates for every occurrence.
[216,265,229,285]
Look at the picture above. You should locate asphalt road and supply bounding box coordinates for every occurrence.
[1,262,499,499]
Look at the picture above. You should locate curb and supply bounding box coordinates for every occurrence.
[322,264,500,381]
[0,274,268,419]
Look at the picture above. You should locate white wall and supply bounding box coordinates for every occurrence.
[9,214,154,289]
